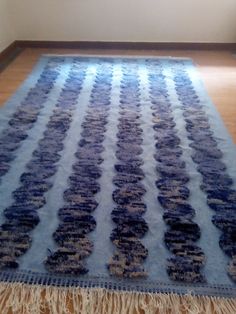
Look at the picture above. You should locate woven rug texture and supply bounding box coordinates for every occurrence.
[0,56,236,298]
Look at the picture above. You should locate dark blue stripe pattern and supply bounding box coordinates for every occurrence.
[0,58,63,183]
[108,60,148,278]
[45,60,113,275]
[147,59,206,283]
[0,59,87,269]
[172,60,236,282]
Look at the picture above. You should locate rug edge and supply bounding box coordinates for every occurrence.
[1,282,236,314]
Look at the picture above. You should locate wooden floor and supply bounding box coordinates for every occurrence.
[0,48,236,143]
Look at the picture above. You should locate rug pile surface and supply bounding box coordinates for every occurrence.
[0,55,236,300]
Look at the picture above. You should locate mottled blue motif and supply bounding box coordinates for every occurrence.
[45,60,113,275]
[0,59,86,269]
[108,61,148,279]
[172,62,236,282]
[0,58,63,183]
[147,59,206,283]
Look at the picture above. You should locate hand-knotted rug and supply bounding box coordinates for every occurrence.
[0,55,236,313]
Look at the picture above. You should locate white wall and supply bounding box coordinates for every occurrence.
[0,0,15,52]
[10,0,236,43]
[0,0,236,52]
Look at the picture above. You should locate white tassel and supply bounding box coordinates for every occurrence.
[0,282,235,314]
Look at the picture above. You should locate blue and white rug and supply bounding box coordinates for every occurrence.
[0,55,236,298]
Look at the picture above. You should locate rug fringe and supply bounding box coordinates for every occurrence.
[0,282,235,314]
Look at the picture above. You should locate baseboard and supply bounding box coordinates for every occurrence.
[1,40,236,73]
[16,40,236,51]
[0,41,22,72]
